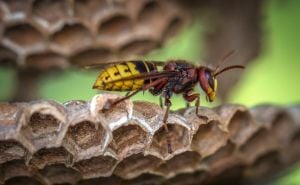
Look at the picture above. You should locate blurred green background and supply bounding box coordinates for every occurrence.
[0,0,299,184]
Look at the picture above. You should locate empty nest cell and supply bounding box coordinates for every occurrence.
[154,151,202,178]
[25,52,68,71]
[32,0,71,30]
[114,153,161,179]
[50,24,93,55]
[1,159,31,182]
[66,121,105,150]
[149,123,190,159]
[39,164,81,185]
[74,0,109,23]
[29,147,73,169]
[110,122,148,159]
[74,155,117,179]
[3,23,43,49]
[70,48,111,67]
[137,1,164,25]
[191,121,228,158]
[98,14,132,38]
[0,140,27,164]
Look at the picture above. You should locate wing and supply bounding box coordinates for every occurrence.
[84,60,166,69]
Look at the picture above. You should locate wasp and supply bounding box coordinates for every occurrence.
[90,51,244,153]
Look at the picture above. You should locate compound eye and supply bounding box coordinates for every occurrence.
[205,70,215,90]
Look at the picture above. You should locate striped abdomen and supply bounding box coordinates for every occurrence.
[93,61,157,91]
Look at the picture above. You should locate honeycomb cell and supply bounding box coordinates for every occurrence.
[75,0,108,23]
[0,103,21,131]
[39,164,81,185]
[77,175,122,185]
[20,101,67,152]
[32,0,71,30]
[137,1,164,25]
[165,170,207,185]
[227,110,257,146]
[25,52,68,71]
[192,121,228,158]
[74,155,117,178]
[110,122,148,159]
[70,48,111,67]
[50,24,93,55]
[148,117,191,159]
[202,142,238,174]
[239,129,279,164]
[154,151,202,178]
[98,14,132,38]
[4,177,41,185]
[269,112,295,145]
[0,140,27,164]
[114,153,162,179]
[243,151,282,179]
[119,39,158,56]
[66,121,105,150]
[1,159,30,182]
[0,45,18,66]
[2,0,32,20]
[3,23,43,49]
[29,147,73,169]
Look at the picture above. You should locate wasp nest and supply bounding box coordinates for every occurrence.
[0,0,187,70]
[0,94,299,185]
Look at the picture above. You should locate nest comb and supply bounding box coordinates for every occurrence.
[0,94,299,185]
[0,0,187,70]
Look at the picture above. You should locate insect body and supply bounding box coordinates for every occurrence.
[91,52,244,153]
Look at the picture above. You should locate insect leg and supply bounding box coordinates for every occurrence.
[163,97,173,154]
[183,91,208,121]
[112,90,141,106]
[159,96,164,109]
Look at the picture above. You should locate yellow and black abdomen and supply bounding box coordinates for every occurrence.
[93,61,157,91]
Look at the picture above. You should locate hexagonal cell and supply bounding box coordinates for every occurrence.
[74,155,117,178]
[66,121,105,150]
[39,164,81,185]
[0,45,18,66]
[74,0,108,23]
[114,153,162,179]
[191,121,228,158]
[154,151,202,178]
[50,24,93,55]
[238,129,279,165]
[29,147,73,169]
[250,104,283,128]
[119,39,158,56]
[70,48,112,67]
[227,110,257,146]
[32,0,71,30]
[98,14,132,38]
[3,23,44,49]
[243,151,281,179]
[110,121,148,159]
[20,101,67,152]
[165,170,207,185]
[2,0,32,20]
[77,175,122,185]
[4,177,41,185]
[269,112,295,145]
[1,159,31,182]
[137,1,164,25]
[25,52,68,71]
[0,140,27,164]
[201,142,237,174]
[148,120,191,159]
